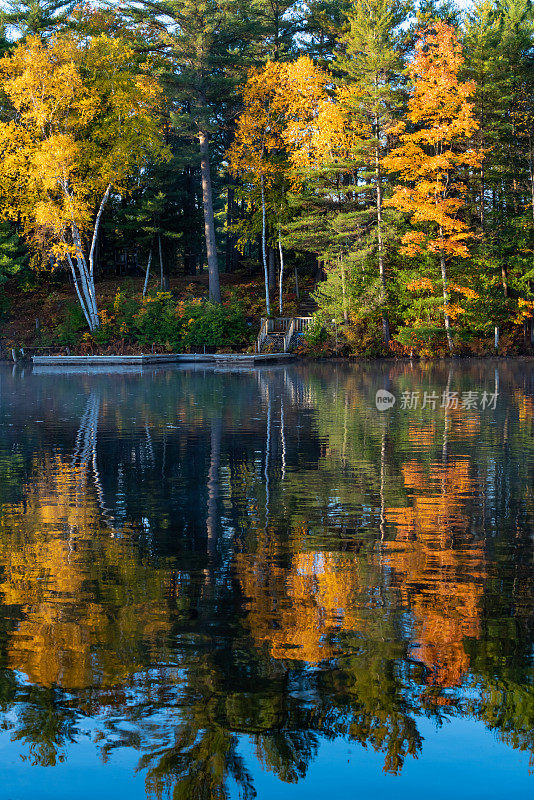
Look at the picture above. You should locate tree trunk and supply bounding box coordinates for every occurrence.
[158,234,169,291]
[480,85,485,231]
[439,239,454,354]
[529,133,534,222]
[261,175,271,316]
[225,177,241,273]
[183,165,197,275]
[143,247,152,298]
[340,254,348,323]
[278,225,284,315]
[61,181,111,332]
[71,221,99,331]
[375,135,390,345]
[502,263,509,298]
[198,127,221,302]
[268,246,276,297]
[89,184,111,281]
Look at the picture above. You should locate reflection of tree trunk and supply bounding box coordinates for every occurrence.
[342,393,348,467]
[198,125,221,303]
[264,386,271,524]
[206,418,222,562]
[379,431,387,543]
[145,423,155,467]
[280,395,286,481]
[443,368,453,465]
[72,392,114,531]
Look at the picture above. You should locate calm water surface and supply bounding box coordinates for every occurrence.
[0,360,532,799]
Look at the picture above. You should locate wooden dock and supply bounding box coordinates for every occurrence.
[32,353,296,368]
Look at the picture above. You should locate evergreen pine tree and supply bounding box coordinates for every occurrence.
[334,0,408,343]
[0,220,28,314]
[126,0,261,303]
[3,0,75,38]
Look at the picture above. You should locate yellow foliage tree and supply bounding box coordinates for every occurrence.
[227,60,288,316]
[382,22,482,353]
[228,56,363,316]
[0,34,166,331]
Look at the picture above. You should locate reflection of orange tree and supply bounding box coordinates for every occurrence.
[236,522,423,774]
[385,458,485,689]
[0,455,174,689]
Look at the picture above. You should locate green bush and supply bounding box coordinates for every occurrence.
[55,303,87,346]
[132,292,183,349]
[180,301,252,348]
[50,289,253,352]
[304,316,327,347]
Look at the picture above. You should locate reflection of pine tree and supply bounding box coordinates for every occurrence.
[11,685,78,767]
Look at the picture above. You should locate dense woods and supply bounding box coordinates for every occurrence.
[0,0,534,356]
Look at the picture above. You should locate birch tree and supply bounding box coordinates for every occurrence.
[0,33,165,330]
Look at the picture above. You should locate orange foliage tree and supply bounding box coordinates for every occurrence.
[383,22,482,353]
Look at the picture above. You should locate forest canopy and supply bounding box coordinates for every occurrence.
[0,0,533,356]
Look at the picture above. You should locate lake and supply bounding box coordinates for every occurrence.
[0,359,532,799]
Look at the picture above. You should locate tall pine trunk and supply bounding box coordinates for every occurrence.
[198,126,221,303]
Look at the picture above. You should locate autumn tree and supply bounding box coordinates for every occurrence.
[383,21,482,353]
[335,0,407,345]
[0,34,165,331]
[228,60,289,315]
[281,56,374,331]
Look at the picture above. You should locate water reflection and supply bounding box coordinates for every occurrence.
[0,361,533,796]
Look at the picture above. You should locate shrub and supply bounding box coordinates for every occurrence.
[180,301,251,349]
[55,303,87,346]
[132,292,183,349]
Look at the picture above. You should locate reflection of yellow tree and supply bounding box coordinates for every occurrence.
[0,454,173,689]
[386,458,485,689]
[238,525,368,663]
